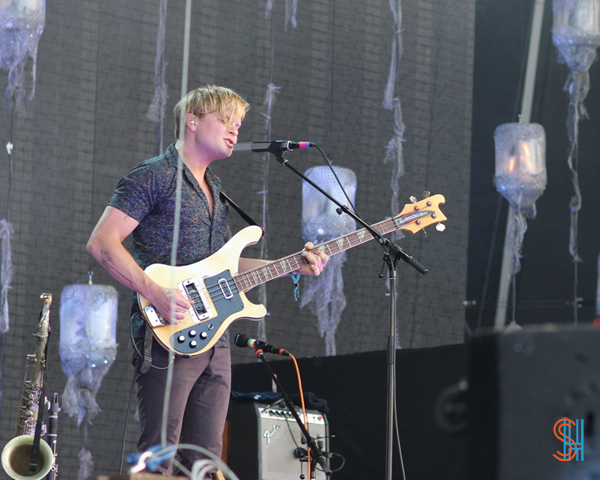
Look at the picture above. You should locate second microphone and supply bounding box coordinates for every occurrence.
[234,333,290,356]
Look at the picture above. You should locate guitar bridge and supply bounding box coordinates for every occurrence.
[180,278,213,323]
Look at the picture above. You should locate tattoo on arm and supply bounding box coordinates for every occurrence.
[100,249,134,288]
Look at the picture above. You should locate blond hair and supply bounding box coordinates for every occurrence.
[173,85,250,139]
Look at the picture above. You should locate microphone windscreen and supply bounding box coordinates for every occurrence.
[234,333,250,348]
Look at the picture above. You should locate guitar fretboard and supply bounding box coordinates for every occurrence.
[234,216,399,292]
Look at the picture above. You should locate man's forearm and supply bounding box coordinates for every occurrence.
[87,237,153,297]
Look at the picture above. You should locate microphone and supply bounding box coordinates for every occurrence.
[233,140,313,154]
[234,333,290,356]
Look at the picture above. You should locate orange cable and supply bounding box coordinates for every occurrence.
[290,353,310,477]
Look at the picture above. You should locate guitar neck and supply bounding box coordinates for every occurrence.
[234,216,398,292]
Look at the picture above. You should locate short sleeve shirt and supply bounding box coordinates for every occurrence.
[108,144,231,346]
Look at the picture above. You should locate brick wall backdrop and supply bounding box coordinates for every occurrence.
[0,0,473,477]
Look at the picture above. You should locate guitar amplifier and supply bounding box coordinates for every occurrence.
[226,402,329,480]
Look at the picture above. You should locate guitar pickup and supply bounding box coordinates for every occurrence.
[179,278,213,323]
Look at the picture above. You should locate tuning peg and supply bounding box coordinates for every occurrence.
[436,223,446,232]
[409,195,418,203]
[421,191,430,199]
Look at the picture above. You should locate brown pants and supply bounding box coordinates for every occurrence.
[134,338,231,475]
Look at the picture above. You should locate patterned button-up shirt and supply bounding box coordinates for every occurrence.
[108,144,231,346]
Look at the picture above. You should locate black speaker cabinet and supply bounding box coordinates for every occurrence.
[227,402,329,480]
[467,325,600,480]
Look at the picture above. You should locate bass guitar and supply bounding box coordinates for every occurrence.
[138,194,446,356]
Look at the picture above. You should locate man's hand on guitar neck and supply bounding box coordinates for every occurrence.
[238,242,328,279]
[297,242,328,276]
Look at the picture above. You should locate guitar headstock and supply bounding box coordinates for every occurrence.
[395,194,447,234]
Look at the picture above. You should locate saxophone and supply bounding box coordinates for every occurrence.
[1,293,55,480]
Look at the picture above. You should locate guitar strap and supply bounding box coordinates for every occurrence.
[140,314,153,373]
[141,325,153,373]
[220,191,264,233]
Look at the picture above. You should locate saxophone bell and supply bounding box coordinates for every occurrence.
[1,436,54,480]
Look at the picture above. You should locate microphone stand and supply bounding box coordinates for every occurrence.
[271,151,428,480]
[255,348,332,479]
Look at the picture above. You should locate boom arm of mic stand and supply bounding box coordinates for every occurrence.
[255,351,332,477]
[272,152,428,276]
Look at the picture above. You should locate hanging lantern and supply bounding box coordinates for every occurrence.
[0,0,46,117]
[300,166,356,356]
[494,123,547,219]
[59,283,118,426]
[553,0,600,73]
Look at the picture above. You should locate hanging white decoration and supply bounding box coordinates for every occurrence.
[257,1,300,341]
[494,123,546,329]
[0,0,45,118]
[300,166,356,356]
[0,219,12,333]
[255,82,281,343]
[383,0,406,236]
[552,0,600,262]
[59,283,118,426]
[261,82,281,131]
[265,0,298,29]
[146,0,168,154]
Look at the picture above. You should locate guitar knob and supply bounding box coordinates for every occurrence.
[207,324,214,330]
[200,332,208,340]
[177,335,185,344]
[189,340,197,348]
[189,330,197,337]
